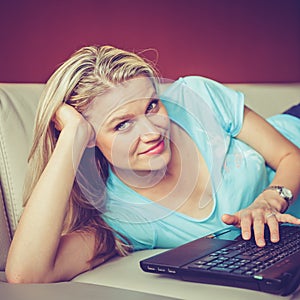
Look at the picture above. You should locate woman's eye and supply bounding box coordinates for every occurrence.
[146,99,159,114]
[115,120,132,131]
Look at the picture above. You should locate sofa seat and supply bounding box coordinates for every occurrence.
[73,248,300,300]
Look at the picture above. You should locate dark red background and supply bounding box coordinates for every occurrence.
[1,0,300,83]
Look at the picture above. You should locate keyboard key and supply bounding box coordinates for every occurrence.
[189,264,211,270]
[199,255,217,262]
[245,271,255,276]
[236,254,253,260]
[232,269,245,275]
[224,250,241,258]
[228,265,239,269]
[206,262,217,266]
[210,267,233,273]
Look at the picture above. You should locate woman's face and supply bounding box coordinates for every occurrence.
[85,76,171,174]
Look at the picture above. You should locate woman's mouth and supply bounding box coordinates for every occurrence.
[141,140,165,155]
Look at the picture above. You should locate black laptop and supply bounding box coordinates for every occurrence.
[140,224,300,296]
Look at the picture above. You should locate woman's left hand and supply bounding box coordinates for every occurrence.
[222,194,300,247]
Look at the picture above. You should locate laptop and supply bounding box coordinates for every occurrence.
[140,224,300,296]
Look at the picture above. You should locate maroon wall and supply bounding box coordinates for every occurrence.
[0,0,300,83]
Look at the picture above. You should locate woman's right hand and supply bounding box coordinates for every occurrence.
[52,103,96,147]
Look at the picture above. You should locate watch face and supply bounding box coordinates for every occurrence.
[282,187,293,200]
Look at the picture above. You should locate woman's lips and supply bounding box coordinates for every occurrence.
[141,140,165,155]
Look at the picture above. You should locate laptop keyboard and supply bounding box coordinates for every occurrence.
[187,225,300,277]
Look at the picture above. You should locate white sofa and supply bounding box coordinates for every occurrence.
[0,82,299,300]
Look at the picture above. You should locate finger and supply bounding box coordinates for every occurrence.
[266,214,280,243]
[276,213,300,225]
[240,214,253,241]
[221,214,240,226]
[253,216,266,247]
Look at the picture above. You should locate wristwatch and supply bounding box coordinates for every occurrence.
[264,185,294,206]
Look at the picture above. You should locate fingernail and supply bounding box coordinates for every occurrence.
[243,232,250,240]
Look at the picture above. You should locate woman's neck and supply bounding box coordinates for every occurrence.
[110,121,213,219]
[111,164,170,190]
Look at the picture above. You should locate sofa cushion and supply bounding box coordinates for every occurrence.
[227,83,300,117]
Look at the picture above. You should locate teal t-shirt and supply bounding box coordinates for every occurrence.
[102,76,300,250]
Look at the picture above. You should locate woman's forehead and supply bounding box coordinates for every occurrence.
[83,76,156,125]
[107,76,155,101]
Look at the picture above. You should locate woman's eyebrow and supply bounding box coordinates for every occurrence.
[106,92,158,127]
[107,113,135,127]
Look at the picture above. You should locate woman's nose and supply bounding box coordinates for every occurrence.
[138,116,161,142]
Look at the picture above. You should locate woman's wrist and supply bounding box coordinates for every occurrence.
[57,123,92,171]
[262,189,289,213]
[61,120,92,147]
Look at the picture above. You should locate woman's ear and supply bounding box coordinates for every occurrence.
[87,141,96,148]
[86,127,96,148]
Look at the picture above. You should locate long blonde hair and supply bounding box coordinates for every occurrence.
[24,45,159,261]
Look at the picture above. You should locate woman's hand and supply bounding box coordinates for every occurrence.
[52,103,96,147]
[222,192,300,247]
[226,106,300,247]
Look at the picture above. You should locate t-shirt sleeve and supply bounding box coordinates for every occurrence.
[180,76,245,137]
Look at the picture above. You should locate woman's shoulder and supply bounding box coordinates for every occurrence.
[175,75,223,88]
[160,76,215,93]
[160,76,219,104]
[169,75,241,102]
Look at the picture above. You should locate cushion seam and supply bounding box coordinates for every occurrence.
[0,125,18,231]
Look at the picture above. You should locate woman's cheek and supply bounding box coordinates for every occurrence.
[109,130,139,168]
[147,113,170,133]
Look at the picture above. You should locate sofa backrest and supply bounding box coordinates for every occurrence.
[0,83,44,270]
[0,82,299,274]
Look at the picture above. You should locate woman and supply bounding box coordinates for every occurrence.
[6,45,300,283]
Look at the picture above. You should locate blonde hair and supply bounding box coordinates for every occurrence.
[24,45,159,261]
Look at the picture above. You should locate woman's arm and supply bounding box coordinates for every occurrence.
[222,106,300,246]
[5,105,104,283]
